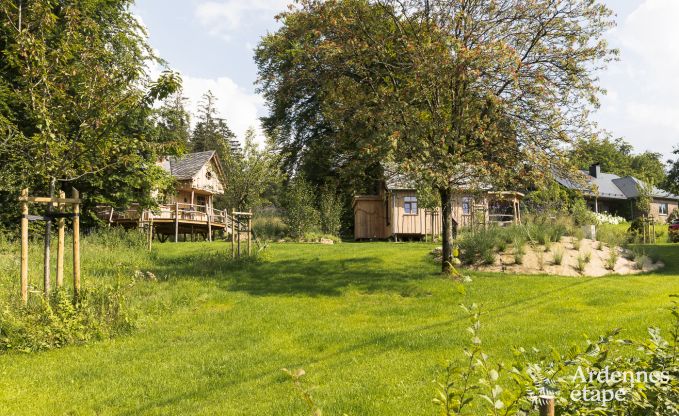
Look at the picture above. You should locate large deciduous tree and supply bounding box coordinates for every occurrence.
[258,0,616,272]
[0,0,181,225]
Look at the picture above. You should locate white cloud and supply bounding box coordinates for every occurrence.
[181,74,265,144]
[595,0,679,159]
[194,0,289,41]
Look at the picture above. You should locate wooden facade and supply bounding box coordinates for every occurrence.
[98,151,233,241]
[353,184,523,240]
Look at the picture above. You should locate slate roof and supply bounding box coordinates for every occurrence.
[166,150,215,180]
[556,168,679,201]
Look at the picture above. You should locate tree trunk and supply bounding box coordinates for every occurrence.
[439,187,456,273]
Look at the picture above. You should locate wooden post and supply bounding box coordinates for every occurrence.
[20,188,29,305]
[207,211,212,242]
[72,188,81,302]
[43,179,55,296]
[237,216,241,258]
[56,190,65,288]
[108,206,114,227]
[174,202,179,243]
[231,210,236,259]
[538,396,555,416]
[247,213,252,256]
[148,216,154,252]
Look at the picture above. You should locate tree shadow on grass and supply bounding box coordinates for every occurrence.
[151,250,437,297]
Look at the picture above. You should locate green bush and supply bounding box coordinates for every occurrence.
[319,185,343,237]
[252,215,288,241]
[433,302,679,415]
[283,177,321,239]
[552,247,564,265]
[459,229,498,265]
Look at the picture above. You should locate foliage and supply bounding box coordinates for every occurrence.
[670,229,679,244]
[436,301,679,415]
[570,136,666,185]
[190,91,235,163]
[664,146,679,196]
[575,254,587,274]
[257,0,617,273]
[605,248,619,271]
[458,229,497,266]
[552,248,564,266]
[318,184,343,237]
[221,128,284,212]
[635,181,654,218]
[0,0,182,226]
[570,198,596,226]
[283,176,321,239]
[598,223,628,248]
[252,213,288,241]
[522,182,571,215]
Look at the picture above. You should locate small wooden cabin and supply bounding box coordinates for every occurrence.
[353,176,523,240]
[98,150,232,241]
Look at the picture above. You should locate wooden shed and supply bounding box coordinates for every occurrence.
[353,176,523,241]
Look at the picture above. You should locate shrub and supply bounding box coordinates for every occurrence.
[543,235,552,252]
[596,240,604,250]
[318,185,343,237]
[572,237,581,251]
[574,254,587,274]
[283,176,320,239]
[552,248,564,265]
[571,197,596,225]
[536,251,545,270]
[252,215,288,241]
[433,302,679,415]
[459,229,497,265]
[583,251,591,263]
[605,248,619,271]
[514,252,524,265]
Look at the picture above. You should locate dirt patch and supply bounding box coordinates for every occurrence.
[467,237,663,277]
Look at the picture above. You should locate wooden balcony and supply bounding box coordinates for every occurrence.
[96,203,234,241]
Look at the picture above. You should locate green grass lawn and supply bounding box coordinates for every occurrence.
[1,240,679,415]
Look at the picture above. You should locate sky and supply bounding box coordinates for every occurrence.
[134,0,679,162]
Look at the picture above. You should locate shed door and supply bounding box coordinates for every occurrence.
[355,205,382,239]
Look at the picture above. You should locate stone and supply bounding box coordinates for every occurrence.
[320,238,334,245]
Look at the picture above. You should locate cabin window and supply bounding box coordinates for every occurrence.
[659,203,669,215]
[206,171,212,180]
[462,197,471,215]
[404,196,418,215]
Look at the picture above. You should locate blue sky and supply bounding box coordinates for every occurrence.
[134,0,679,162]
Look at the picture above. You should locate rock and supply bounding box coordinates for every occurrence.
[320,238,334,245]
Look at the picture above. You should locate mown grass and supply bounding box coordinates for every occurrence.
[1,239,679,415]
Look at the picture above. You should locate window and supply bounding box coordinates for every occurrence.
[404,196,418,214]
[462,197,471,215]
[659,203,669,215]
[206,171,212,180]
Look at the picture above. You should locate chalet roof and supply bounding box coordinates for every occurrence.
[167,150,216,180]
[555,167,679,201]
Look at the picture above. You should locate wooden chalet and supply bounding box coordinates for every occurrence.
[353,172,523,241]
[98,150,233,241]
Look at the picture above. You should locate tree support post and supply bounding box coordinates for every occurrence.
[247,213,252,256]
[538,396,555,416]
[174,202,179,243]
[43,180,55,296]
[56,190,65,288]
[231,210,236,259]
[20,188,29,305]
[72,188,81,303]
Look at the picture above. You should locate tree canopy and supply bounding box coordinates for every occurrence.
[570,136,666,185]
[257,0,617,271]
[0,0,182,225]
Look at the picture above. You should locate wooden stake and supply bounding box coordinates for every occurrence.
[20,188,29,305]
[148,216,153,252]
[237,217,241,258]
[72,188,81,303]
[247,214,252,256]
[43,180,55,296]
[538,396,555,416]
[231,210,236,259]
[207,211,212,242]
[56,190,65,288]
[174,202,179,243]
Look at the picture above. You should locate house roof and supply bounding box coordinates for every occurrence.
[166,150,217,180]
[556,168,679,201]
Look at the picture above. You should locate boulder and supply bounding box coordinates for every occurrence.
[320,238,334,245]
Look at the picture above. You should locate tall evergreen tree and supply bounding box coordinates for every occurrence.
[190,91,235,164]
